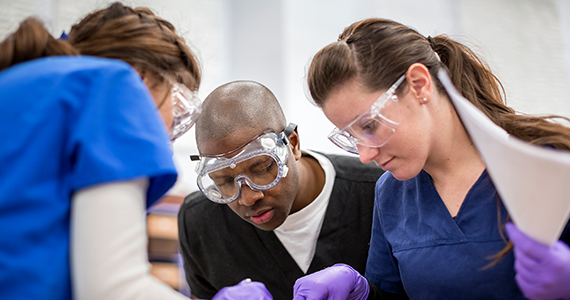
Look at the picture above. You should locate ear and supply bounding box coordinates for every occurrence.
[406,63,433,104]
[288,130,302,160]
[136,68,160,89]
[135,67,147,81]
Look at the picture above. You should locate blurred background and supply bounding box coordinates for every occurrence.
[1,0,569,197]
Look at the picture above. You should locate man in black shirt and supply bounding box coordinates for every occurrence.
[178,80,384,300]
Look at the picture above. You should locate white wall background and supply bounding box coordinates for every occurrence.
[1,0,569,197]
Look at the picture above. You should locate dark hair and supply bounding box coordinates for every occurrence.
[0,2,201,93]
[68,2,201,91]
[0,17,78,71]
[308,17,570,265]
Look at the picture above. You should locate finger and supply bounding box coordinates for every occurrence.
[292,281,302,295]
[513,245,543,272]
[515,272,542,299]
[506,223,549,261]
[515,260,543,285]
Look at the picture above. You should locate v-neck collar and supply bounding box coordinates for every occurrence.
[420,169,489,233]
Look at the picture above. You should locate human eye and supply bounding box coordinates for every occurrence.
[250,157,275,175]
[212,176,234,188]
[262,160,276,173]
[359,119,378,135]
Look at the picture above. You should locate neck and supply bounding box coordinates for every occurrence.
[424,101,485,181]
[423,101,486,217]
[290,153,325,214]
[424,127,485,183]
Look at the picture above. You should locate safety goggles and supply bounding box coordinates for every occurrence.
[162,79,202,141]
[328,75,406,154]
[191,123,297,204]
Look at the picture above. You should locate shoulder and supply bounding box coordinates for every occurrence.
[180,191,218,217]
[1,56,141,100]
[375,171,419,195]
[317,152,385,182]
[1,56,134,80]
[178,191,235,227]
[374,171,425,213]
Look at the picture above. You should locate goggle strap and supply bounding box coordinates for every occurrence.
[284,123,298,139]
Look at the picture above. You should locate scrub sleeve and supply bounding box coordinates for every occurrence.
[0,56,177,300]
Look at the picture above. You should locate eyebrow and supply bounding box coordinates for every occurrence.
[248,155,273,169]
[209,174,233,181]
[209,156,273,180]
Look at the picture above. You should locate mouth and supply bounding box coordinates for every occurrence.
[379,157,395,170]
[249,209,275,225]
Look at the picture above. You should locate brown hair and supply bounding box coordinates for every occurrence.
[308,18,570,149]
[67,2,201,91]
[0,2,201,93]
[0,17,78,71]
[308,18,570,264]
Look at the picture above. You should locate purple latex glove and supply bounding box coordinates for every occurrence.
[292,263,369,300]
[211,278,273,300]
[506,222,570,300]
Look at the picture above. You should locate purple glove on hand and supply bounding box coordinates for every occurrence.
[292,263,369,300]
[506,222,570,300]
[211,278,273,300]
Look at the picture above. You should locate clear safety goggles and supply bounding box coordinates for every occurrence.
[191,123,297,204]
[163,79,202,141]
[328,75,406,154]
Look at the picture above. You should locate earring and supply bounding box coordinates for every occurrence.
[422,97,428,102]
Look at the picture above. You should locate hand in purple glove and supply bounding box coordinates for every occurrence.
[292,263,369,300]
[506,222,570,300]
[211,278,273,300]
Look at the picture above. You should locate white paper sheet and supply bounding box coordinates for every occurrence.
[438,69,570,246]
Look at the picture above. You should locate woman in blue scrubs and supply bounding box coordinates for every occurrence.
[0,3,271,300]
[292,18,570,299]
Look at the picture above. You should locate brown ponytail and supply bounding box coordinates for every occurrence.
[429,35,570,150]
[67,2,201,91]
[0,17,77,72]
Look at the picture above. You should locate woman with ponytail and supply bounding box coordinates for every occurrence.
[292,18,570,300]
[0,3,271,300]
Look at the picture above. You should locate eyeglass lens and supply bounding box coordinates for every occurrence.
[202,154,280,198]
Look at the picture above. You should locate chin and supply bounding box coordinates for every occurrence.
[391,168,422,182]
[252,217,285,231]
[253,222,279,231]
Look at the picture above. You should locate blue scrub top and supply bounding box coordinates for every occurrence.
[0,56,177,299]
[366,170,527,299]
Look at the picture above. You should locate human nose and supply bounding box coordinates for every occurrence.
[357,144,380,165]
[237,184,264,207]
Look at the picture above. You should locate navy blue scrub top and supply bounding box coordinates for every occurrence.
[366,170,567,299]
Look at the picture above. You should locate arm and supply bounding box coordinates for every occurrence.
[71,179,273,300]
[70,178,188,299]
[506,223,570,300]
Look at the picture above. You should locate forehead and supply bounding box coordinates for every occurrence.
[199,127,266,156]
[322,79,385,129]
